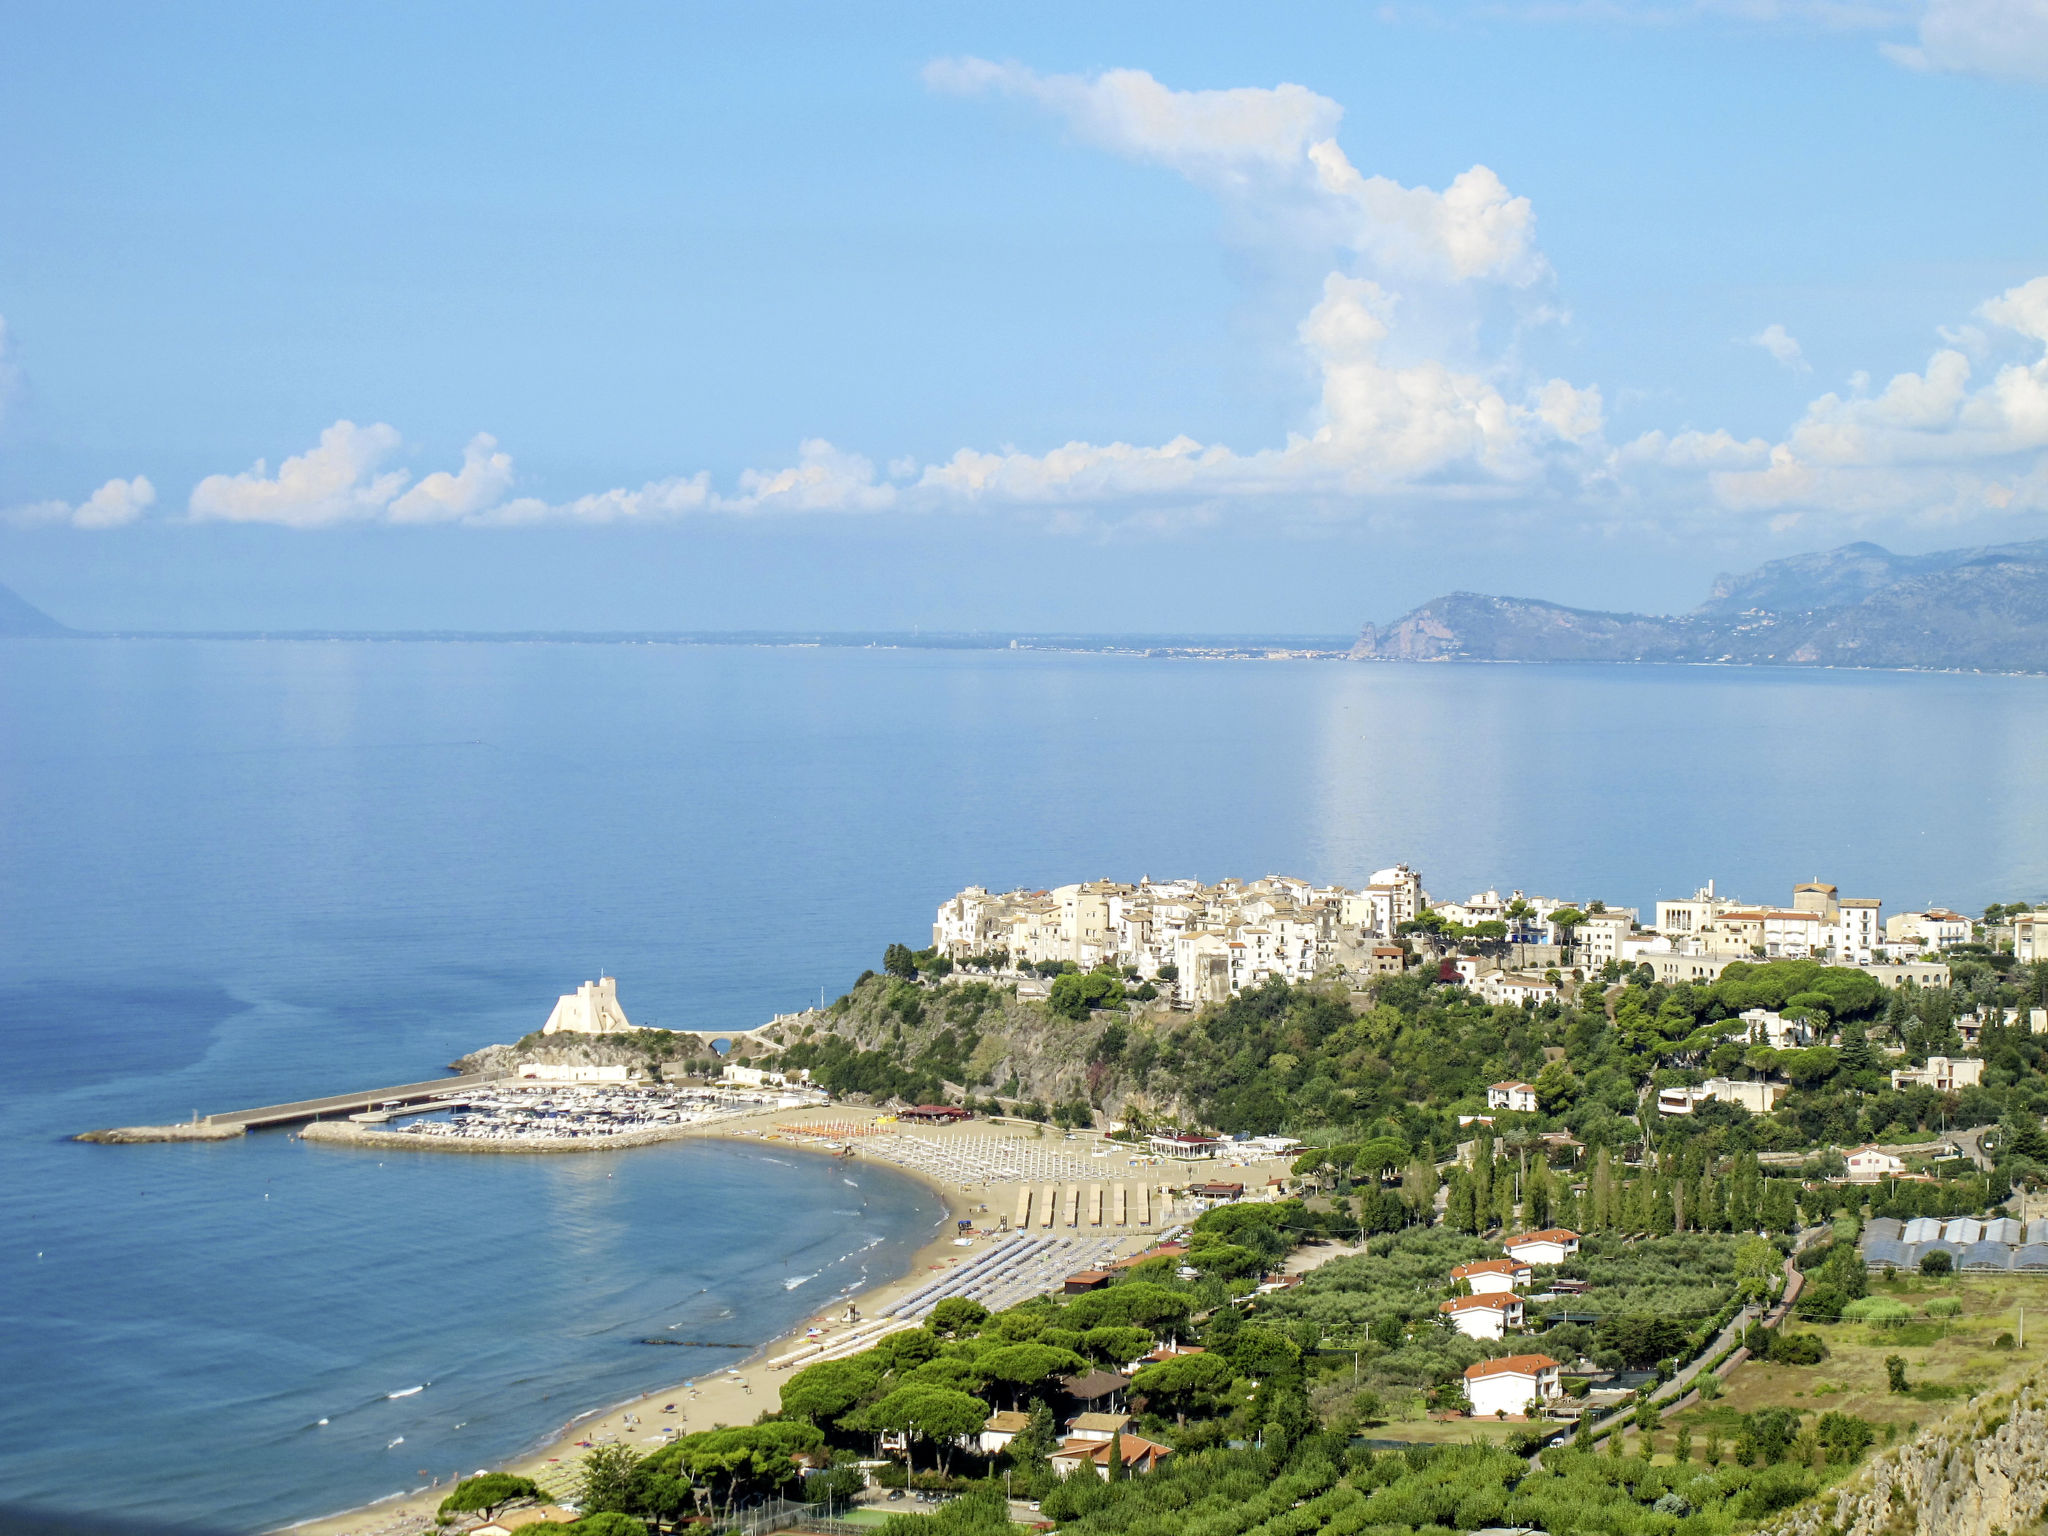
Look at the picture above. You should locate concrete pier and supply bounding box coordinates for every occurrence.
[78,1072,503,1142]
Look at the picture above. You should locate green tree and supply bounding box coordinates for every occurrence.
[579,1444,643,1516]
[927,1297,990,1337]
[1129,1350,1234,1423]
[883,943,919,980]
[437,1474,541,1521]
[977,1341,1086,1408]
[1887,1355,1910,1392]
[1921,1249,1953,1276]
[1048,969,1125,1019]
[1734,1235,1780,1303]
[781,1357,882,1428]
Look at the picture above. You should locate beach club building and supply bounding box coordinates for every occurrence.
[1504,1229,1581,1265]
[1439,1293,1525,1340]
[1464,1354,1564,1419]
[1451,1257,1532,1295]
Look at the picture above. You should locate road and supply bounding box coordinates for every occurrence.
[1557,1225,1822,1458]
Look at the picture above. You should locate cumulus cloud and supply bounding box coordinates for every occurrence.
[914,274,1601,507]
[1751,322,1811,371]
[188,420,410,527]
[926,58,1542,283]
[388,433,515,523]
[3,475,156,530]
[1699,273,2048,518]
[1882,0,2048,83]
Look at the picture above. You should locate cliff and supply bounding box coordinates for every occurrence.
[1759,1372,2048,1536]
[1353,538,2048,672]
[764,973,1189,1122]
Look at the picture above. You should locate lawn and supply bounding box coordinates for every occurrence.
[1355,1417,1527,1447]
[1673,1272,2047,1443]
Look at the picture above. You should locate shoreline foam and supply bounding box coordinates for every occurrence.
[276,1117,982,1536]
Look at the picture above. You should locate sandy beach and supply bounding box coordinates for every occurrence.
[279,1109,1244,1536]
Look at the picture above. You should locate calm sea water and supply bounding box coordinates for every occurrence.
[5,640,2048,1530]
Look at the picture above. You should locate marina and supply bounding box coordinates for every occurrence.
[363,1083,818,1144]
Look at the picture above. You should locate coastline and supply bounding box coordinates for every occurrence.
[278,1115,1003,1536]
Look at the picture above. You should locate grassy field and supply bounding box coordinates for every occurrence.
[1673,1272,2048,1446]
[1357,1416,1526,1447]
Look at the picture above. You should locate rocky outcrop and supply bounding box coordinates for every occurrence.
[1353,538,2048,673]
[1759,1376,2048,1536]
[75,1122,245,1143]
[451,1028,724,1078]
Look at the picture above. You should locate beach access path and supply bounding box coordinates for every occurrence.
[281,1111,1295,1536]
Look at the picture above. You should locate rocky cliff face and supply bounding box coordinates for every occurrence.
[1759,1375,2048,1536]
[1353,539,2048,672]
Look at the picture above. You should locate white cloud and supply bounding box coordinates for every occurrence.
[388,433,515,523]
[1704,273,2048,517]
[926,58,1541,284]
[188,420,410,527]
[1751,322,1811,371]
[1881,0,2048,83]
[914,274,1602,508]
[2,475,156,530]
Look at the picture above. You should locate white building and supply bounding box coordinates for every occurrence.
[1657,1077,1787,1115]
[1477,972,1559,1008]
[517,1062,631,1083]
[1504,1229,1581,1265]
[1833,897,1883,962]
[1655,881,1738,939]
[2016,912,2048,964]
[1845,1145,1907,1183]
[1487,1081,1539,1114]
[1439,1293,1524,1340]
[1451,1258,1531,1295]
[541,976,638,1035]
[1889,1056,1985,1092]
[1464,1354,1562,1419]
[1885,909,1972,953]
[1572,912,1631,967]
[1740,1008,1810,1050]
[979,1411,1031,1454]
[722,1063,790,1087]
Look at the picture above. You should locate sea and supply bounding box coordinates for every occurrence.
[5,639,2048,1532]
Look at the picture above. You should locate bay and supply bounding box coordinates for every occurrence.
[3,639,2047,1530]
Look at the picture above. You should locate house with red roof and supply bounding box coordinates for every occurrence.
[1463,1354,1562,1419]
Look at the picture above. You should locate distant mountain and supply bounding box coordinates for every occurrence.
[0,581,68,636]
[1353,539,2048,672]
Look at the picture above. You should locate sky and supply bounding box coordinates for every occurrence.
[1,0,2045,632]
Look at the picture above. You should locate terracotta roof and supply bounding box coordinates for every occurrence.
[1054,1433,1174,1468]
[1066,1410,1133,1432]
[1507,1228,1580,1245]
[1451,1258,1530,1279]
[1440,1294,1522,1313]
[1465,1353,1561,1380]
[984,1410,1032,1433]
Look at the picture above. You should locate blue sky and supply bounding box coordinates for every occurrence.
[1,0,2045,630]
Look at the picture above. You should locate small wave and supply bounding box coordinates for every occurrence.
[387,1385,425,1399]
[760,1157,794,1167]
[387,1436,405,1449]
[783,1273,818,1291]
[842,1178,859,1187]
